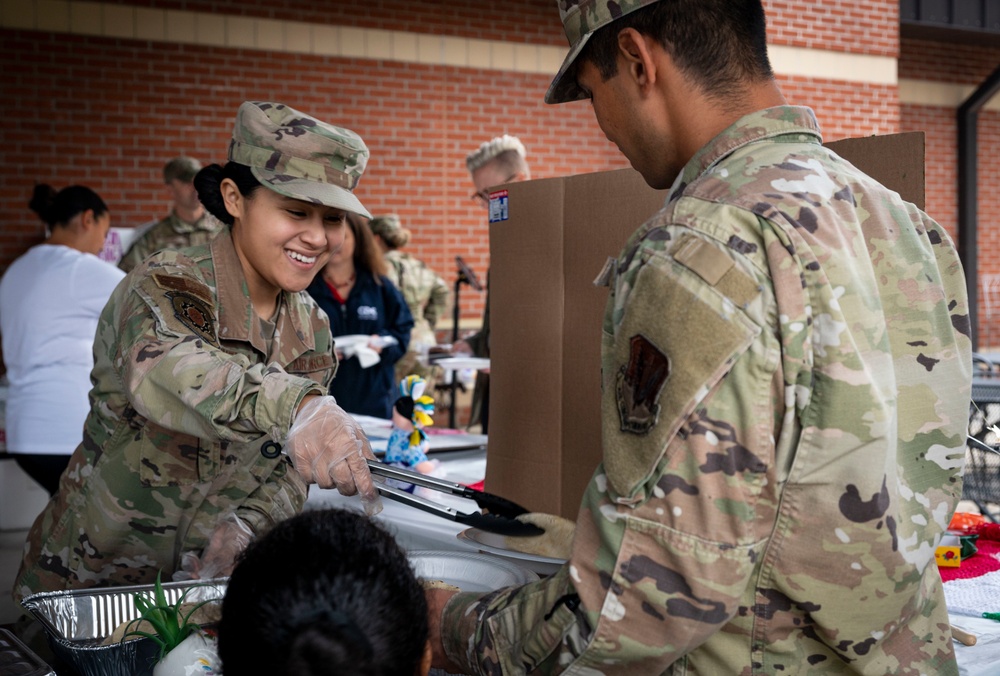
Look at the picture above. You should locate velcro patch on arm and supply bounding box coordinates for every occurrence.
[601,261,760,501]
[139,273,219,346]
[672,234,733,285]
[672,234,760,307]
[152,272,214,305]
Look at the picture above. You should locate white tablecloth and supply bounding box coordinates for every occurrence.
[944,545,1000,676]
[951,614,1000,676]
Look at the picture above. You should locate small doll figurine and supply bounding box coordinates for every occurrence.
[384,375,438,491]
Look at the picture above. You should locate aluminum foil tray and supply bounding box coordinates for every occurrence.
[0,628,56,676]
[17,551,532,676]
[20,578,226,676]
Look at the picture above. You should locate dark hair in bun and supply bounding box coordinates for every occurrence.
[193,162,262,226]
[29,184,108,229]
[219,509,429,676]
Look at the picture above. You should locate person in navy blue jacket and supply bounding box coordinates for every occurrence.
[308,213,414,419]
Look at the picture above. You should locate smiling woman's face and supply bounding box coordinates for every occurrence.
[223,179,347,306]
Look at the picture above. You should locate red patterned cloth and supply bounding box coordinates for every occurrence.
[939,530,1000,583]
[973,522,1000,542]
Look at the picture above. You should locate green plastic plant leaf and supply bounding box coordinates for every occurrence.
[122,570,221,661]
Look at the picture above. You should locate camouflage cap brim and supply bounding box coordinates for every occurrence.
[545,33,593,104]
[547,0,663,105]
[251,167,372,219]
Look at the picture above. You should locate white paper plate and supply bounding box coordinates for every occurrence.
[331,334,372,348]
[456,528,566,576]
[409,550,538,593]
[434,357,491,371]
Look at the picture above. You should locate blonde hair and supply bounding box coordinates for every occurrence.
[465,134,527,173]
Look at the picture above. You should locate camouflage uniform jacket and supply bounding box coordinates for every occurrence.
[385,249,450,348]
[13,228,335,602]
[118,210,225,273]
[442,106,973,675]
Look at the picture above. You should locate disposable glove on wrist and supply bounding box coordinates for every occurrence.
[286,395,383,515]
[173,513,252,581]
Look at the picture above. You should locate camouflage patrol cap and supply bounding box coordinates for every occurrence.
[228,101,371,218]
[163,156,202,183]
[368,214,401,237]
[546,0,662,104]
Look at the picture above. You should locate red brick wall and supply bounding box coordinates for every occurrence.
[0,28,625,323]
[764,0,898,56]
[2,2,987,333]
[96,0,901,53]
[899,37,1000,348]
[900,37,1000,84]
[99,0,568,45]
[779,77,900,138]
[899,104,958,238]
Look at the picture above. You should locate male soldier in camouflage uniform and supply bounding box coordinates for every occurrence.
[369,213,450,388]
[14,102,379,602]
[118,156,225,272]
[430,2,973,674]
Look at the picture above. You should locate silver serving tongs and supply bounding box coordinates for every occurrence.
[367,460,544,537]
[969,435,1000,455]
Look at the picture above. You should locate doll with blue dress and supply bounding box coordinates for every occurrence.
[384,375,438,491]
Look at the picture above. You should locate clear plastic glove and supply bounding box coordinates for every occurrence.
[173,513,252,581]
[286,395,382,515]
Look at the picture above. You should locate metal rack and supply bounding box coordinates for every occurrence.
[965,353,1000,521]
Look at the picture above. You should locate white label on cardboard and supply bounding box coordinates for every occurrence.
[488,189,509,223]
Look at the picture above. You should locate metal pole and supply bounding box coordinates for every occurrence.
[449,277,462,428]
[958,63,1000,352]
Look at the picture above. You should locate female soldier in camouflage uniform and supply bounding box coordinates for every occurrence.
[13,101,381,601]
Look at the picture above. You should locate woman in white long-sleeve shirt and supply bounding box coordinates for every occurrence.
[0,184,125,494]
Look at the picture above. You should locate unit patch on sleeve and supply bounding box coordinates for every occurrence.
[616,334,671,434]
[168,292,218,345]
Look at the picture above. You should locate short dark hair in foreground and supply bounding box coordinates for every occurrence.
[219,508,428,676]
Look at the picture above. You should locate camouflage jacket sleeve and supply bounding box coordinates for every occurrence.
[118,232,154,273]
[234,454,308,535]
[119,217,172,273]
[443,226,777,674]
[425,272,450,329]
[113,259,325,443]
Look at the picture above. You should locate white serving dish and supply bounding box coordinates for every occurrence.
[456,528,566,576]
[409,550,537,592]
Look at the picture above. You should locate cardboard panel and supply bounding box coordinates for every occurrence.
[826,132,925,209]
[486,177,568,516]
[487,169,667,517]
[485,133,926,520]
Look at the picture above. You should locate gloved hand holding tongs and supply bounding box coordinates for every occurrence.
[367,460,546,537]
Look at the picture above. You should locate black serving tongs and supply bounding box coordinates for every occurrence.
[367,460,544,536]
